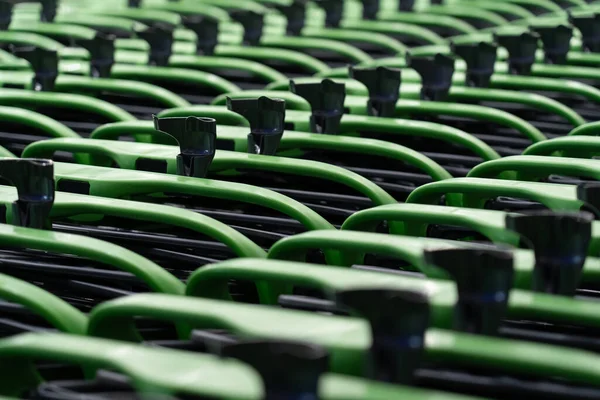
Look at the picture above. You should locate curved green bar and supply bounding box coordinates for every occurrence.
[169,54,287,84]
[0,31,64,51]
[570,121,600,137]
[341,19,445,45]
[268,230,479,277]
[0,332,263,398]
[110,64,241,95]
[215,44,330,75]
[23,138,397,208]
[0,223,184,295]
[524,136,600,158]
[468,156,600,182]
[55,75,190,108]
[342,203,521,247]
[36,192,265,259]
[426,4,508,27]
[0,273,87,334]
[448,87,585,130]
[301,27,406,55]
[0,106,79,139]
[88,121,453,182]
[0,89,135,122]
[211,91,311,111]
[407,177,584,211]
[156,107,249,127]
[185,258,457,327]
[389,100,546,145]
[261,35,372,64]
[378,12,477,35]
[335,114,501,161]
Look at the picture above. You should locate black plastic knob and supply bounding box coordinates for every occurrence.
[531,24,573,65]
[313,0,343,28]
[290,79,346,134]
[451,41,497,88]
[349,66,400,117]
[335,288,429,384]
[181,14,219,56]
[136,24,174,67]
[398,0,415,12]
[229,9,264,46]
[75,32,115,78]
[506,211,593,296]
[578,182,600,219]
[39,0,55,22]
[10,45,58,91]
[153,116,217,178]
[407,53,455,101]
[570,12,600,53]
[227,96,286,155]
[0,159,54,229]
[494,30,539,75]
[360,0,379,20]
[222,340,328,400]
[275,0,307,36]
[424,248,514,335]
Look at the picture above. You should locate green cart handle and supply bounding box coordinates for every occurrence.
[47,161,336,237]
[469,156,600,183]
[0,106,79,140]
[186,258,457,327]
[453,1,535,21]
[0,187,265,259]
[524,136,600,158]
[424,3,508,28]
[88,291,600,387]
[169,54,287,84]
[0,223,184,295]
[110,64,241,100]
[0,89,135,123]
[447,87,585,129]
[54,75,190,108]
[340,202,600,260]
[158,107,249,127]
[22,138,397,207]
[215,44,329,75]
[88,293,371,376]
[377,11,477,35]
[0,332,263,398]
[407,177,585,211]
[0,31,63,52]
[570,121,600,137]
[341,19,445,45]
[301,27,407,56]
[267,230,491,277]
[211,90,310,111]
[475,0,563,14]
[169,104,501,162]
[0,273,87,335]
[0,146,14,158]
[342,203,521,246]
[89,121,453,182]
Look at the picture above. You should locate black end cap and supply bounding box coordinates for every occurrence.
[313,0,343,28]
[349,66,400,117]
[229,9,264,46]
[181,14,219,56]
[136,24,174,66]
[222,340,328,400]
[0,158,55,229]
[153,115,217,178]
[451,41,497,87]
[335,288,428,384]
[407,52,455,101]
[570,12,600,53]
[531,24,573,65]
[290,79,346,134]
[506,211,593,296]
[494,30,539,75]
[398,0,415,12]
[360,0,380,20]
[275,0,307,36]
[10,44,58,90]
[424,247,514,335]
[227,96,286,155]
